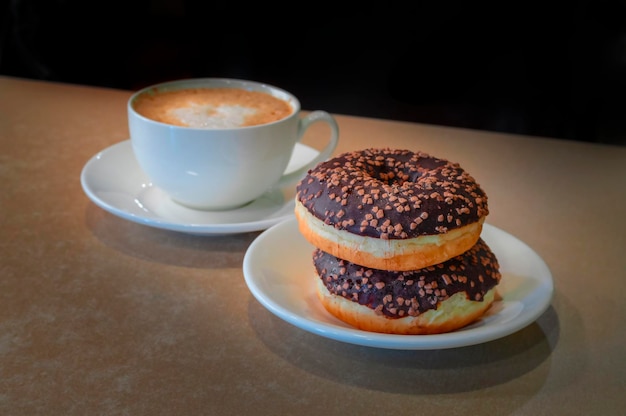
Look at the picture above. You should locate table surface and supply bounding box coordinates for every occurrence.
[1,76,625,415]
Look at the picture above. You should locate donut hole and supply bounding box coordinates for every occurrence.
[364,161,420,187]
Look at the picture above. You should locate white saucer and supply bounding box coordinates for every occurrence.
[243,218,554,350]
[80,140,320,235]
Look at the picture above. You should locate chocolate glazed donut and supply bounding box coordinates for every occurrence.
[295,148,490,271]
[313,238,502,335]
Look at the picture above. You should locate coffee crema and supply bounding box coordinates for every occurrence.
[132,87,293,128]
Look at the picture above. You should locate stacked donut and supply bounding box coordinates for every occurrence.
[294,148,501,335]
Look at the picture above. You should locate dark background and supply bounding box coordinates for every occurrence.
[2,0,626,146]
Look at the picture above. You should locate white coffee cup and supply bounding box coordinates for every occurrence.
[128,78,339,210]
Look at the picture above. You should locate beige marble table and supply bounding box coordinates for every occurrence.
[1,76,624,415]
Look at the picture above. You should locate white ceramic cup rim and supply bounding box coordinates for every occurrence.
[128,77,301,130]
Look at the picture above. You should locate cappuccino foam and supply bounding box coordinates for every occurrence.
[133,87,293,128]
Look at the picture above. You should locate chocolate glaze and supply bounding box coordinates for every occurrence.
[313,239,501,319]
[296,148,489,239]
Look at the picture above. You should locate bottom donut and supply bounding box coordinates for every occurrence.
[312,239,502,335]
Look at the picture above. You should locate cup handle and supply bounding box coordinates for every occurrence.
[276,110,339,188]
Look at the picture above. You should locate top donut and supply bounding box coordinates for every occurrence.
[296,148,489,240]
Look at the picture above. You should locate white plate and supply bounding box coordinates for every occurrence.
[80,140,319,235]
[243,218,554,350]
